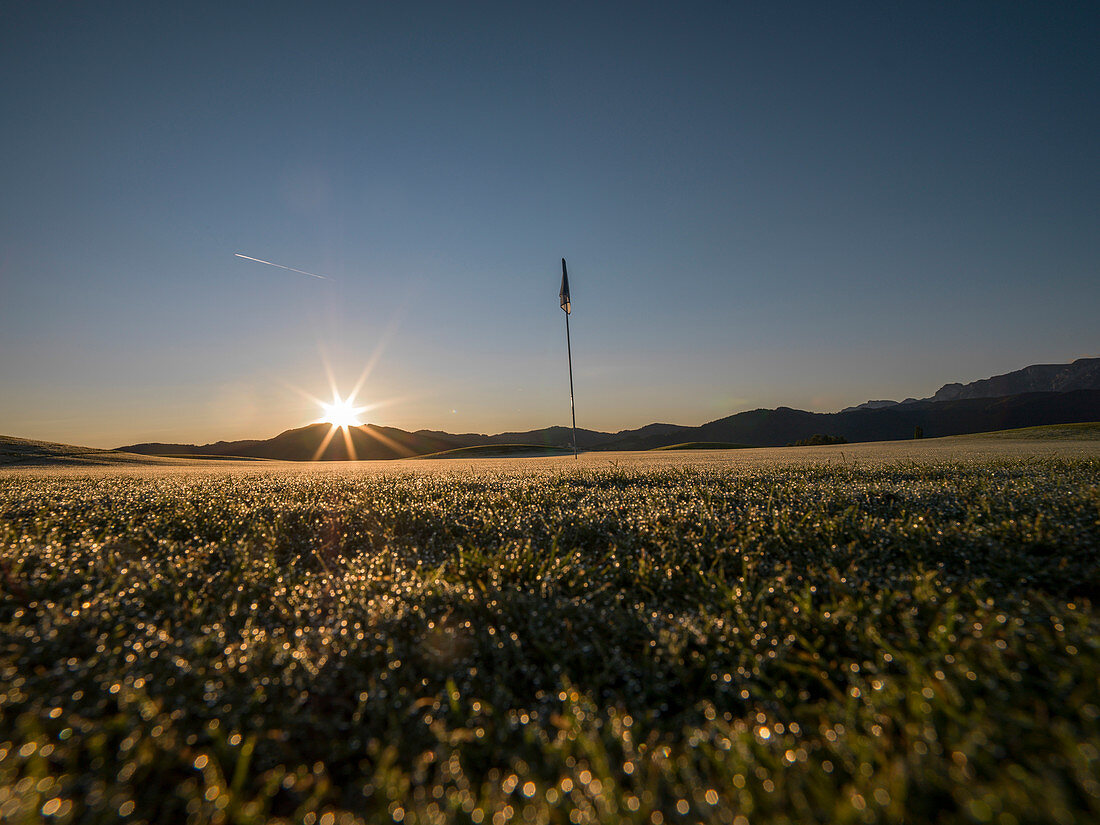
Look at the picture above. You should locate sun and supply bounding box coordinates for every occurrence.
[319,394,368,428]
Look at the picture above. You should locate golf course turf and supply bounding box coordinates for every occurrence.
[2,438,1098,823]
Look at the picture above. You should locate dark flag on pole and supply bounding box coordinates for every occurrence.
[560,259,571,315]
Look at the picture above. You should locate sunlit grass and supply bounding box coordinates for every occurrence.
[1,456,1098,823]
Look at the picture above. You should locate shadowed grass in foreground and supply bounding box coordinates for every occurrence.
[1,457,1099,823]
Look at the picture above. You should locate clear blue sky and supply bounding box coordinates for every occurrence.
[2,2,1097,447]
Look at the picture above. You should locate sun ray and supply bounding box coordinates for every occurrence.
[347,313,405,400]
[354,423,417,458]
[340,425,358,461]
[317,343,342,407]
[311,424,341,461]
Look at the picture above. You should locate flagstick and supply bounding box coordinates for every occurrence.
[565,310,577,459]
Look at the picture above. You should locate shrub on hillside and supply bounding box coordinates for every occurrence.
[788,434,848,446]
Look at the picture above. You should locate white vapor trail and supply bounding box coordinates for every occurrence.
[234,253,330,280]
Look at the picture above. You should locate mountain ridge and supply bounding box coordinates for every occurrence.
[116,358,1100,461]
[119,390,1100,461]
[841,356,1100,411]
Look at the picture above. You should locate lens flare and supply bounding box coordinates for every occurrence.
[319,394,367,428]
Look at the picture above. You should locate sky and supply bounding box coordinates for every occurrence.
[2,2,1098,448]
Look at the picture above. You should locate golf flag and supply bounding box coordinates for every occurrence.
[559,257,578,458]
[559,258,571,314]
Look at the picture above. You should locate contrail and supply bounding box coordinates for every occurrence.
[234,253,330,280]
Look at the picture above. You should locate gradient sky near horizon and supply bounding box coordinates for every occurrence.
[2,2,1098,448]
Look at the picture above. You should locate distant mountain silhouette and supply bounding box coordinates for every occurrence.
[119,389,1100,460]
[842,357,1100,411]
[123,423,631,460]
[622,390,1100,448]
[118,358,1100,460]
[123,423,467,461]
[840,400,900,412]
[928,357,1100,402]
[452,426,620,450]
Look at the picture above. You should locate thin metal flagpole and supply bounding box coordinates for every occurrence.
[560,258,577,459]
[565,310,577,459]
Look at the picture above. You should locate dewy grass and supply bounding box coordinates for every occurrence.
[1,457,1099,823]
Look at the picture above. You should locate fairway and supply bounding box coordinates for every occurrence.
[2,437,1099,823]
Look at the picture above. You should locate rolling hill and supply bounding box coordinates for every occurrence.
[0,435,258,467]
